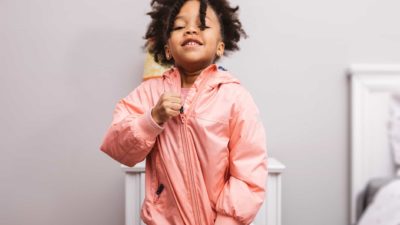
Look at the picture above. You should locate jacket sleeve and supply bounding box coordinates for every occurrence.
[215,89,268,225]
[100,83,164,167]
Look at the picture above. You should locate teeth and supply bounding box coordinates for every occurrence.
[185,41,199,46]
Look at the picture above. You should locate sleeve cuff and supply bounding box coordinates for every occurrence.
[134,110,164,140]
[215,214,244,225]
[146,109,164,130]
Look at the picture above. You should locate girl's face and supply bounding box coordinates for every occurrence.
[165,0,225,72]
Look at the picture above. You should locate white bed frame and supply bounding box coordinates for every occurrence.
[349,64,400,225]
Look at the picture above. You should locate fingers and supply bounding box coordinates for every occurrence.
[158,103,180,120]
[160,101,181,113]
[167,102,182,111]
[161,93,182,111]
[165,107,180,117]
[153,92,183,124]
[164,92,180,98]
[163,92,182,104]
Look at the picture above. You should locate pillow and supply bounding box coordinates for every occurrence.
[142,51,169,81]
[363,177,393,211]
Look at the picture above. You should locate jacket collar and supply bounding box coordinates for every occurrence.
[162,64,240,90]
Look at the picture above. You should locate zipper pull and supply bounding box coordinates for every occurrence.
[180,114,186,123]
[156,184,164,195]
[179,105,186,123]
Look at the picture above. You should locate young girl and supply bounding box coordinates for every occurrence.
[100,0,268,224]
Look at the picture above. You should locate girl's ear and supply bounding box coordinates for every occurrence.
[216,41,225,57]
[164,45,172,60]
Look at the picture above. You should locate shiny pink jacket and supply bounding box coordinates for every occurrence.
[100,64,268,225]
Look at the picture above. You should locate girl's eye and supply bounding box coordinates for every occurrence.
[172,25,210,31]
[172,26,184,31]
[200,25,211,29]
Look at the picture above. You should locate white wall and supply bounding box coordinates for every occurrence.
[0,0,148,224]
[1,0,400,225]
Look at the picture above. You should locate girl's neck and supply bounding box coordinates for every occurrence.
[178,67,204,88]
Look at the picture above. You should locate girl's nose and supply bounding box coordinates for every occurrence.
[185,25,198,35]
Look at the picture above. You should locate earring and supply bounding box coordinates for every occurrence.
[166,54,171,60]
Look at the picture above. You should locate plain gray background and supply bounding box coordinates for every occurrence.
[1,0,400,225]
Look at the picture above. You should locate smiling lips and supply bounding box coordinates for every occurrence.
[182,39,203,47]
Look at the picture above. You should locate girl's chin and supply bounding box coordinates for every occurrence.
[175,57,213,67]
[175,60,213,71]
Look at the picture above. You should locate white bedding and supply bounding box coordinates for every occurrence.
[358,179,400,225]
[389,94,400,175]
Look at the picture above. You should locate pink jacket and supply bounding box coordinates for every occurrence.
[100,64,268,225]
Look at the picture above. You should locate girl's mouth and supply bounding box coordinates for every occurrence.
[181,39,203,47]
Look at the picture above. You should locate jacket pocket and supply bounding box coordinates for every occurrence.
[153,183,164,204]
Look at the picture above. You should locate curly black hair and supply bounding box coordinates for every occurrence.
[144,0,247,66]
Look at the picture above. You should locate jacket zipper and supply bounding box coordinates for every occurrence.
[180,114,202,225]
[156,140,190,224]
[174,67,214,225]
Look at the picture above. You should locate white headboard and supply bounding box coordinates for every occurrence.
[349,64,400,225]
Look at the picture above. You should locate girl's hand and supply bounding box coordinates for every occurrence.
[151,92,182,125]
